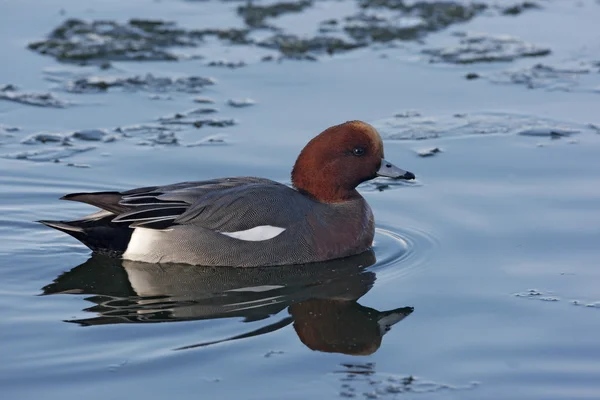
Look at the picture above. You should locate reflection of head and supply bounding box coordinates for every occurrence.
[291,299,413,356]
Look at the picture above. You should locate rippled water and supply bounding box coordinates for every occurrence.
[2,0,600,399]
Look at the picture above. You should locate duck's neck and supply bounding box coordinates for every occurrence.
[296,185,360,203]
[291,165,360,203]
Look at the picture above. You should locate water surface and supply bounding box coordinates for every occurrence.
[1,0,600,399]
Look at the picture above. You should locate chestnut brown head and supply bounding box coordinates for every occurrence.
[291,120,414,202]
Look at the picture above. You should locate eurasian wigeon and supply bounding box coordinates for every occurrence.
[40,120,415,267]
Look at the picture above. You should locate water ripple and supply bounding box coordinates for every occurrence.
[371,225,439,282]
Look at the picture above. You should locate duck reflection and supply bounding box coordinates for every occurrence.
[42,250,413,355]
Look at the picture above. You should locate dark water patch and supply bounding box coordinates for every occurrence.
[360,0,539,18]
[207,60,247,68]
[193,96,215,104]
[394,110,421,118]
[66,162,91,168]
[115,124,182,146]
[488,61,600,92]
[0,124,21,133]
[344,22,424,43]
[319,18,339,33]
[187,107,219,115]
[28,19,250,63]
[115,123,172,137]
[189,118,236,128]
[423,32,551,64]
[417,147,442,157]
[258,34,361,57]
[572,300,600,309]
[501,1,540,16]
[589,123,600,134]
[248,0,540,58]
[373,111,595,140]
[138,131,179,146]
[238,0,314,28]
[158,110,236,128]
[357,0,487,21]
[514,289,560,302]
[72,129,111,141]
[227,98,256,107]
[261,54,276,62]
[1,146,96,163]
[335,363,479,397]
[348,0,486,43]
[148,94,173,101]
[2,111,236,164]
[359,0,479,12]
[261,52,319,62]
[21,129,115,147]
[518,127,579,138]
[263,350,285,358]
[0,84,70,108]
[21,132,70,145]
[517,291,600,308]
[195,28,252,45]
[29,19,196,62]
[54,73,216,94]
[27,1,550,65]
[186,134,228,147]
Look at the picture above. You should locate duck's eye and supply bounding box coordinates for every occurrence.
[352,147,366,157]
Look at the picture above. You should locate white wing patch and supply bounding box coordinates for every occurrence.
[219,225,286,241]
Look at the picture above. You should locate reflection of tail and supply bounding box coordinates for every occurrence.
[40,254,132,299]
[39,210,133,256]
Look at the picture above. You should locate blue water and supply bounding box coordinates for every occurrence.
[1,0,600,399]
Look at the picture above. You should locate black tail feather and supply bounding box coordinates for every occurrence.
[60,191,128,214]
[39,215,133,257]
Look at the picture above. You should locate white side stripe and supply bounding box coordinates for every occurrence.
[227,285,285,293]
[124,227,163,258]
[220,225,286,241]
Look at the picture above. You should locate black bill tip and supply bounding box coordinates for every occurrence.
[401,171,416,180]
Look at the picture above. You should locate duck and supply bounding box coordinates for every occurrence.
[40,120,415,267]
